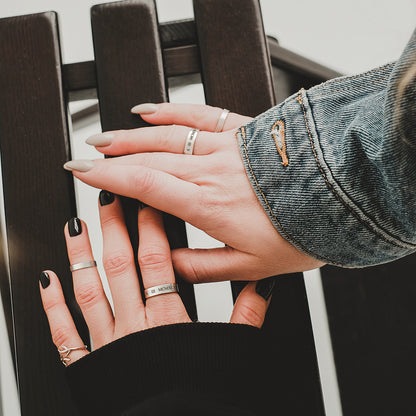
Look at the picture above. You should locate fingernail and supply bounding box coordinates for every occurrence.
[99,190,115,206]
[85,132,114,147]
[63,160,94,172]
[39,271,50,289]
[68,217,82,237]
[130,103,158,114]
[255,277,275,301]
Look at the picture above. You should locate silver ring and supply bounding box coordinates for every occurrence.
[214,109,230,133]
[58,345,87,367]
[183,128,199,155]
[70,260,97,272]
[144,283,179,299]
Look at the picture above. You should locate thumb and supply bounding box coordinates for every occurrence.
[230,278,275,328]
[171,246,259,283]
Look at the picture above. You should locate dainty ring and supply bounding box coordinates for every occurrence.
[144,283,179,299]
[58,345,88,367]
[70,260,97,272]
[183,128,199,155]
[214,109,230,133]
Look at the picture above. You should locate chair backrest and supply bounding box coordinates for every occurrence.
[4,1,412,415]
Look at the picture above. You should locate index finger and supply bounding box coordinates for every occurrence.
[131,102,252,132]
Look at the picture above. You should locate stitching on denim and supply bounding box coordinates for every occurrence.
[296,90,415,249]
[312,63,394,91]
[238,126,340,265]
[271,120,289,166]
[314,74,390,97]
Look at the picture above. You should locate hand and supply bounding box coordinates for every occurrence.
[40,193,271,366]
[64,103,324,283]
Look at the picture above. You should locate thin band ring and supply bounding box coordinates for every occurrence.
[58,345,87,367]
[144,283,179,299]
[70,260,97,272]
[214,109,230,133]
[183,128,199,155]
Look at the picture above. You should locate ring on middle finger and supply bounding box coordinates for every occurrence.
[183,128,199,155]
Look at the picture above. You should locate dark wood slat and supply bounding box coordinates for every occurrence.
[0,12,89,415]
[193,0,324,414]
[91,0,197,320]
[321,255,416,416]
[193,0,275,116]
[0,223,14,359]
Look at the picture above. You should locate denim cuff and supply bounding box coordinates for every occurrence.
[236,88,416,267]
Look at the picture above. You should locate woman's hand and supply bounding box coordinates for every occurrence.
[64,103,324,284]
[39,193,271,366]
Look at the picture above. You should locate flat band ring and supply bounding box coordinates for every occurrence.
[214,109,230,133]
[144,283,179,299]
[183,128,199,155]
[70,260,97,272]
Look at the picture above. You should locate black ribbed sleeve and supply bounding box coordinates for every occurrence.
[66,323,273,415]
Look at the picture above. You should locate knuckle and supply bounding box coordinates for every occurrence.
[103,250,132,277]
[75,283,103,309]
[67,246,89,260]
[133,169,157,195]
[100,214,121,229]
[138,247,170,272]
[237,303,264,327]
[43,297,61,315]
[52,326,72,348]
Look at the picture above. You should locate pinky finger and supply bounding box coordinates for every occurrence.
[230,278,275,328]
[40,270,89,366]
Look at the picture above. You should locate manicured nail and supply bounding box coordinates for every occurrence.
[39,271,50,289]
[68,217,82,237]
[130,103,158,114]
[85,132,114,147]
[63,160,94,172]
[255,277,276,301]
[99,190,115,206]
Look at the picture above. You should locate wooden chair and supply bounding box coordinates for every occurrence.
[1,1,413,415]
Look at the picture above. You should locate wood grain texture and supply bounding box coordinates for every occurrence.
[0,12,88,415]
[321,255,416,416]
[91,0,197,320]
[193,0,324,413]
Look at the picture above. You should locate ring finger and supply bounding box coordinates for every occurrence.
[65,218,114,348]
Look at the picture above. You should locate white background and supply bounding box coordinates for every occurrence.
[0,1,415,415]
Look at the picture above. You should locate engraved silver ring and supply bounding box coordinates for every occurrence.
[70,260,97,272]
[144,283,179,299]
[214,109,230,133]
[183,128,199,155]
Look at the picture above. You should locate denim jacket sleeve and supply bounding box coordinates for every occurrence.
[237,28,416,267]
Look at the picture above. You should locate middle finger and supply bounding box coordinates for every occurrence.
[99,191,145,335]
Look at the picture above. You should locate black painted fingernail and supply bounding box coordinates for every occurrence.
[68,217,82,237]
[39,271,50,289]
[255,277,275,301]
[99,190,115,206]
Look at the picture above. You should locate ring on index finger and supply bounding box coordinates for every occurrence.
[183,128,199,155]
[214,109,230,133]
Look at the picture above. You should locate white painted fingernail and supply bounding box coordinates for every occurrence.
[130,103,158,114]
[63,160,94,172]
[85,132,114,146]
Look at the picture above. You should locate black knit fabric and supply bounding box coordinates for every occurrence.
[66,323,273,415]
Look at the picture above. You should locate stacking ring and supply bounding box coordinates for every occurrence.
[58,345,88,367]
[144,283,179,299]
[214,109,230,133]
[70,260,97,272]
[183,128,199,155]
